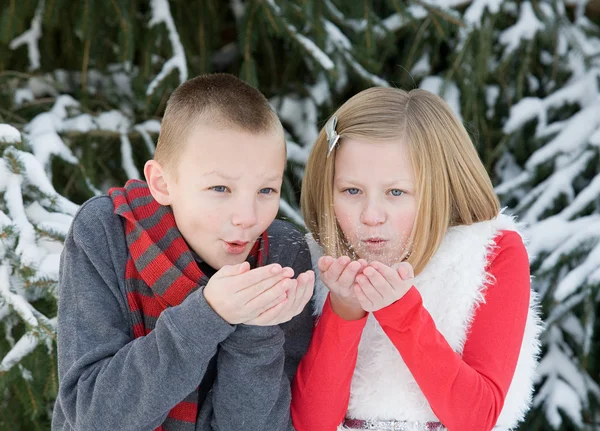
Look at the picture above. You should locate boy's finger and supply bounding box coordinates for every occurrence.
[258,292,288,313]
[292,272,312,307]
[249,298,289,326]
[297,272,315,309]
[235,264,292,291]
[216,262,251,278]
[286,280,299,306]
[245,278,292,313]
[298,270,315,289]
[241,270,294,301]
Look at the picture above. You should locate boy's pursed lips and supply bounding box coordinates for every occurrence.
[223,239,250,254]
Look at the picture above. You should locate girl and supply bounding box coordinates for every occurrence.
[291,88,542,431]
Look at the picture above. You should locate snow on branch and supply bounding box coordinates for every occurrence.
[463,0,502,27]
[25,95,80,177]
[322,20,388,87]
[0,264,38,328]
[146,0,188,96]
[0,331,39,374]
[265,0,334,72]
[96,111,139,180]
[500,69,600,225]
[9,0,45,71]
[0,125,22,144]
[534,326,600,428]
[499,1,544,55]
[0,127,73,374]
[25,95,157,183]
[515,150,595,224]
[324,0,429,36]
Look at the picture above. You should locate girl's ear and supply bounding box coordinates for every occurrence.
[144,160,172,206]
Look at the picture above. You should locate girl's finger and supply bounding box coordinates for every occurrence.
[337,260,363,288]
[322,256,351,284]
[356,273,384,302]
[369,261,403,289]
[318,256,335,273]
[396,262,415,280]
[362,265,394,297]
[353,283,373,311]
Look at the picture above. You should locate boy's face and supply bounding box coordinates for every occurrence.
[162,125,285,270]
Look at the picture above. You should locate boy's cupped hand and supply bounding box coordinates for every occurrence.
[203,262,314,326]
[245,269,314,326]
[319,256,414,318]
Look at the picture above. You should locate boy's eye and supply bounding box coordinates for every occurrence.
[211,186,229,193]
[389,189,404,197]
[259,187,277,195]
[344,188,360,195]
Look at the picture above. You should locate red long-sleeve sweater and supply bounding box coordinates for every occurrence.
[291,231,530,431]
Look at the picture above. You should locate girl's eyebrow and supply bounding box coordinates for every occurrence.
[382,179,414,187]
[335,177,413,186]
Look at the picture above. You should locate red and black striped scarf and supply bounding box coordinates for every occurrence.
[109,179,268,431]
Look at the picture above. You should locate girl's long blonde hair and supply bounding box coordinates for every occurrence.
[301,87,500,275]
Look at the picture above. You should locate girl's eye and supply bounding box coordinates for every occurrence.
[259,188,277,195]
[211,186,228,193]
[344,188,360,195]
[389,189,404,197]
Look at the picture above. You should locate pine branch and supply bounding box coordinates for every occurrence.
[146,0,188,96]
[8,0,45,71]
[264,0,335,72]
[0,264,39,329]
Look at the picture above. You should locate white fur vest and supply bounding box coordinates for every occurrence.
[308,214,543,430]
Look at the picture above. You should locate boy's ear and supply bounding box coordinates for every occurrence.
[144,160,172,206]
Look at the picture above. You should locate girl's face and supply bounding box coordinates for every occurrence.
[333,138,417,265]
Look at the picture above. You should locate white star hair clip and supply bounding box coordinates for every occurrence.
[325,115,340,157]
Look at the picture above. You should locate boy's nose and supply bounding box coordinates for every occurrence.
[360,201,386,226]
[231,202,258,228]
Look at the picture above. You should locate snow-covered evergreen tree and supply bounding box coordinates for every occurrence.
[1,0,599,428]
[495,4,600,427]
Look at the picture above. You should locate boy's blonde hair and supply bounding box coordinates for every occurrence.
[301,87,500,275]
[154,73,283,173]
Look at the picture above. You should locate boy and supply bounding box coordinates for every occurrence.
[52,74,315,431]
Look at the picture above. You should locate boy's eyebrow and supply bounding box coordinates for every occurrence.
[263,174,284,182]
[203,171,282,182]
[203,170,240,180]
